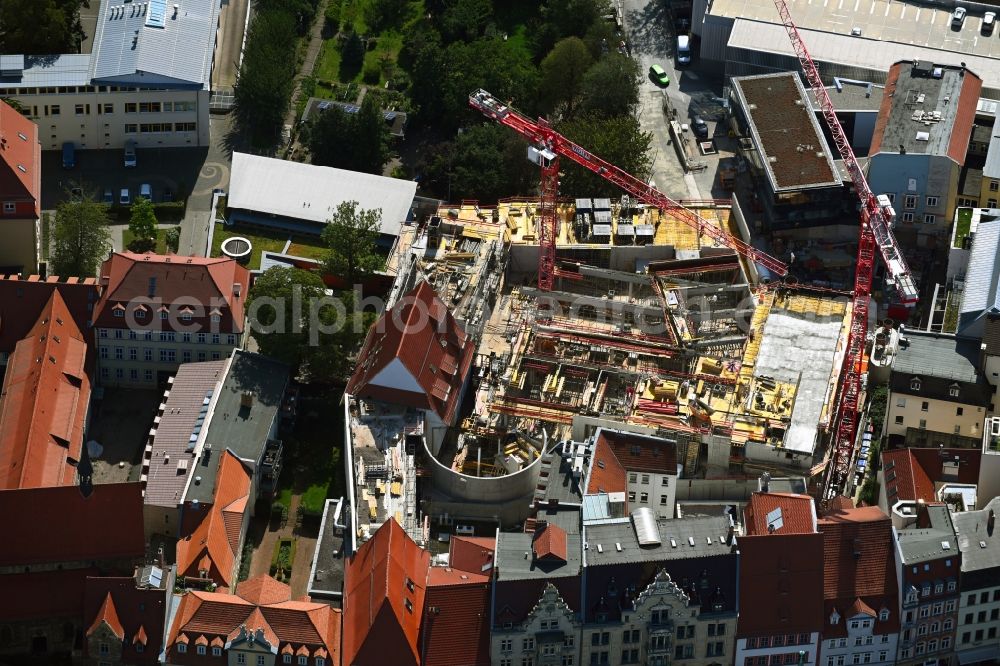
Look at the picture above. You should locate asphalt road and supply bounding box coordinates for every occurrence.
[622,0,729,200]
[212,0,251,91]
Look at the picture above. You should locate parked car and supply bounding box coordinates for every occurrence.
[952,6,967,26]
[649,64,670,87]
[984,11,996,33]
[120,188,131,205]
[692,117,710,139]
[124,140,137,168]
[103,189,114,204]
[676,35,692,65]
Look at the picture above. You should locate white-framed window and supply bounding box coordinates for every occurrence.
[114,309,124,318]
[923,214,935,225]
[177,644,187,653]
[145,369,153,381]
[213,647,222,656]
[2,202,14,213]
[911,378,922,391]
[197,645,206,655]
[904,195,918,209]
[237,654,246,664]
[283,656,292,664]
[926,196,939,207]
[879,609,890,621]
[297,656,307,666]
[258,656,265,666]
[640,492,649,503]
[949,385,960,397]
[197,332,207,343]
[317,659,326,666]
[934,583,943,594]
[901,212,915,223]
[100,367,109,380]
[212,333,221,344]
[99,643,109,655]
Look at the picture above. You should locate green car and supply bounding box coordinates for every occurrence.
[650,64,670,87]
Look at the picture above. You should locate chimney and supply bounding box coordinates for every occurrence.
[172,3,179,18]
[915,499,931,528]
[899,144,906,155]
[989,510,996,537]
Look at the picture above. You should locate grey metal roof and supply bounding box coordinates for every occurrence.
[984,114,1000,179]
[953,497,1000,573]
[583,515,734,566]
[144,360,226,508]
[185,350,290,504]
[90,0,219,87]
[877,63,969,157]
[960,218,1000,320]
[0,55,91,89]
[808,80,885,113]
[228,153,418,236]
[891,331,982,383]
[896,505,958,564]
[540,448,583,506]
[495,507,583,581]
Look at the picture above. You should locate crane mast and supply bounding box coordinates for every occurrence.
[770,1,919,496]
[468,89,789,292]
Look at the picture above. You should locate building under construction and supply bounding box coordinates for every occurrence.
[343,197,851,546]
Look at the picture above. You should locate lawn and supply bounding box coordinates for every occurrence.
[953,207,973,248]
[276,386,346,517]
[210,223,327,270]
[123,228,169,254]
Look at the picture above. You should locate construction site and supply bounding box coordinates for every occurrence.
[345,196,853,544]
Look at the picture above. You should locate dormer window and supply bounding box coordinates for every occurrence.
[879,609,890,621]
[830,609,841,625]
[911,377,922,391]
[949,383,960,397]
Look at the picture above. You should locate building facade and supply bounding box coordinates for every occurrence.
[93,253,249,387]
[953,497,1000,665]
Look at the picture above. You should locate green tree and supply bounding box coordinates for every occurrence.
[247,267,327,370]
[52,198,112,278]
[341,28,365,73]
[0,0,85,54]
[128,197,158,252]
[165,226,181,253]
[579,54,640,117]
[541,0,609,38]
[307,97,390,174]
[440,0,492,42]
[540,37,593,117]
[307,288,371,379]
[363,0,408,32]
[555,113,652,197]
[321,200,384,285]
[233,10,298,148]
[422,124,536,203]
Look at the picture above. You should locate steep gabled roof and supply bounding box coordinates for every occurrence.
[744,492,816,535]
[175,450,251,587]
[93,252,249,333]
[533,523,568,562]
[0,99,40,210]
[0,290,90,489]
[87,592,125,640]
[423,569,491,666]
[0,482,144,567]
[236,575,292,606]
[346,280,475,425]
[0,275,99,356]
[83,576,168,664]
[882,448,980,503]
[448,536,495,575]
[586,434,627,495]
[818,504,899,598]
[343,517,430,666]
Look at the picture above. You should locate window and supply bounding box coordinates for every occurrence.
[522,658,534,666]
[904,195,917,209]
[879,609,890,621]
[911,378,922,391]
[74,103,86,115]
[923,214,935,225]
[921,401,929,411]
[628,472,637,483]
[934,583,943,594]
[197,645,206,655]
[177,644,187,653]
[926,196,939,207]
[197,332,207,344]
[500,661,511,666]
[947,581,957,592]
[212,333,221,344]
[213,647,222,656]
[622,648,639,664]
[125,123,138,133]
[965,613,974,624]
[896,397,906,407]
[640,492,649,503]
[895,415,904,424]
[661,476,669,486]
[298,658,307,666]
[501,639,512,652]
[211,314,221,323]
[138,102,162,113]
[125,103,137,113]
[316,659,325,666]
[523,638,534,651]
[944,619,953,631]
[114,346,123,360]
[878,651,887,662]
[562,656,574,666]
[103,103,113,113]
[932,602,943,615]
[565,635,575,647]
[115,367,124,380]
[993,608,1000,620]
[919,419,927,429]
[641,474,650,484]
[175,122,196,132]
[628,491,636,503]
[50,105,60,115]
[942,637,951,650]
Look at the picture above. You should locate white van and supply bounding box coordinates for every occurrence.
[677,35,692,65]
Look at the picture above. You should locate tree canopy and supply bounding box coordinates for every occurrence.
[306,97,391,174]
[422,124,536,203]
[579,53,641,118]
[127,197,158,252]
[321,201,385,285]
[0,0,85,54]
[52,198,112,278]
[539,37,593,117]
[233,10,299,149]
[555,113,652,197]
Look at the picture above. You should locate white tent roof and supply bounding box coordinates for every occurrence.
[228,153,418,236]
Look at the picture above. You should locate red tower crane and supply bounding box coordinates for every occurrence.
[770,2,919,496]
[468,89,788,291]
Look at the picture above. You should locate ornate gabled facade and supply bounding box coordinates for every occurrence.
[492,583,580,666]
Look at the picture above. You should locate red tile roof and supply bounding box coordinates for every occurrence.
[93,252,249,334]
[848,597,876,618]
[448,536,495,575]
[0,290,90,489]
[422,572,491,666]
[0,100,41,212]
[737,533,826,636]
[744,492,816,535]
[595,429,678,476]
[883,448,981,504]
[0,482,144,567]
[236,575,293,606]
[0,275,99,356]
[175,450,251,587]
[346,280,476,425]
[343,517,430,666]
[0,568,98,622]
[83,575,169,664]
[533,523,568,562]
[166,585,341,662]
[586,435,627,495]
[948,72,983,165]
[87,592,125,640]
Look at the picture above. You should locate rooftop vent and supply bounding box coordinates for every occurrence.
[631,507,661,546]
[915,131,930,142]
